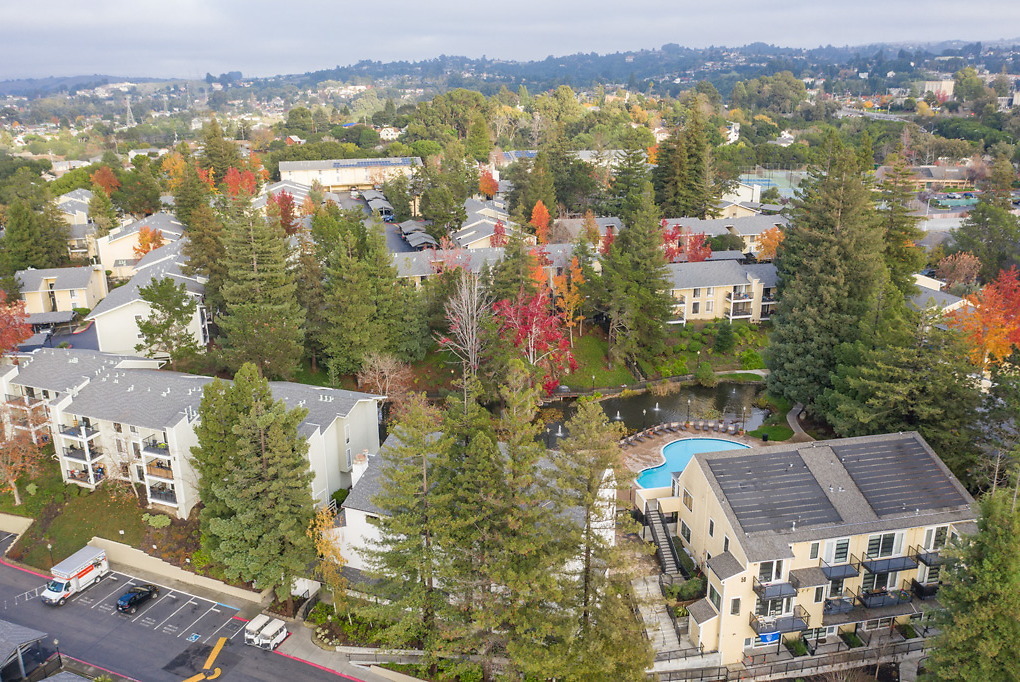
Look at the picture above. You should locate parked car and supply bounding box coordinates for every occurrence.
[117,584,160,614]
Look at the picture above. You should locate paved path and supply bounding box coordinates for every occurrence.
[633,575,681,653]
[786,403,815,443]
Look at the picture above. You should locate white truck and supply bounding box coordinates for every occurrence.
[40,545,110,606]
[243,615,288,651]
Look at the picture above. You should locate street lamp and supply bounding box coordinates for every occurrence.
[687,398,692,424]
[741,406,747,433]
[53,638,60,668]
[591,374,596,392]
[642,408,647,429]
[46,543,53,568]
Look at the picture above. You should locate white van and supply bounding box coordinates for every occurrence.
[40,545,109,606]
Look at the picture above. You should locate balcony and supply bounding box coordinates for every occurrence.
[909,545,945,567]
[5,393,45,409]
[145,462,175,481]
[148,487,178,506]
[749,605,809,635]
[821,555,860,580]
[727,290,753,302]
[142,436,172,458]
[911,579,940,601]
[822,592,856,616]
[753,576,797,600]
[67,467,105,486]
[860,553,918,574]
[727,305,754,320]
[63,446,102,463]
[855,586,912,610]
[60,423,98,440]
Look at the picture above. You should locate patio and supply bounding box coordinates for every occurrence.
[620,423,763,475]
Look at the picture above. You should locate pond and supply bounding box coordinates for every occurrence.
[541,381,768,446]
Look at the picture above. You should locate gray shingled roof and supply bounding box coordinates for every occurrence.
[392,244,577,279]
[58,188,94,204]
[269,382,381,432]
[26,311,76,325]
[65,369,212,430]
[279,157,421,172]
[343,452,385,515]
[743,263,779,288]
[16,266,97,293]
[0,618,46,665]
[58,198,91,216]
[663,214,787,237]
[106,212,184,244]
[687,598,718,624]
[910,285,963,312]
[89,242,203,319]
[8,348,141,394]
[707,551,744,581]
[666,260,753,290]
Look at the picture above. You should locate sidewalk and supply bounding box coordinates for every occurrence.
[786,403,815,443]
[276,626,392,682]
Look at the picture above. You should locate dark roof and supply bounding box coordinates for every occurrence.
[16,266,97,292]
[0,618,47,666]
[687,598,717,624]
[279,157,421,172]
[707,551,744,581]
[909,285,963,312]
[789,566,828,588]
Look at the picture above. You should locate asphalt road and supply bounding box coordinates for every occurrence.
[0,532,364,682]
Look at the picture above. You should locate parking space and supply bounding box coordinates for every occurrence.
[62,571,245,644]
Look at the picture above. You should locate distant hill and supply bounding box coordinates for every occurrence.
[0,75,167,97]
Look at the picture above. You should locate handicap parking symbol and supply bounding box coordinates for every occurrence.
[187,633,200,642]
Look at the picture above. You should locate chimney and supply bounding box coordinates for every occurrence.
[351,451,369,486]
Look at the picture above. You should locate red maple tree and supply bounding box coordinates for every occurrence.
[90,166,120,196]
[491,220,508,247]
[224,167,257,197]
[684,232,712,262]
[270,190,298,234]
[478,170,499,198]
[948,267,1020,366]
[493,288,576,393]
[531,200,551,245]
[599,226,616,255]
[430,237,470,273]
[0,292,31,356]
[661,222,712,262]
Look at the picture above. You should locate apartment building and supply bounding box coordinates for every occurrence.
[15,266,108,328]
[279,157,422,192]
[1,349,384,519]
[638,432,975,668]
[666,261,777,325]
[96,212,186,279]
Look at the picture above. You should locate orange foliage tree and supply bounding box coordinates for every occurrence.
[0,409,46,506]
[553,256,586,345]
[948,267,1020,366]
[0,292,31,355]
[531,200,551,244]
[224,167,257,197]
[90,166,120,196]
[160,152,187,191]
[936,252,981,288]
[133,226,166,258]
[491,220,508,247]
[757,225,785,260]
[478,170,499,198]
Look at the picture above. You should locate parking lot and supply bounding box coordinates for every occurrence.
[21,568,246,645]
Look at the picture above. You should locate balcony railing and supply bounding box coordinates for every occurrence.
[5,393,45,408]
[63,446,102,463]
[911,579,940,601]
[853,585,912,610]
[59,423,98,440]
[821,554,860,580]
[909,544,945,567]
[860,552,918,574]
[727,306,754,319]
[727,291,753,301]
[752,576,797,600]
[749,605,809,635]
[145,463,175,481]
[148,488,178,505]
[822,591,856,616]
[142,436,172,457]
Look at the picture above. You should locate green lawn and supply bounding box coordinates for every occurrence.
[561,333,636,390]
[9,485,147,569]
[0,452,64,518]
[748,393,795,441]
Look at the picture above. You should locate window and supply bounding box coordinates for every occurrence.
[864,617,895,631]
[706,287,715,296]
[755,596,792,617]
[758,560,782,583]
[829,578,844,598]
[867,532,898,558]
[682,489,693,511]
[344,423,351,444]
[705,300,714,313]
[922,564,942,584]
[708,519,715,537]
[680,521,692,543]
[345,448,353,470]
[723,536,730,553]
[692,302,700,314]
[116,440,125,453]
[809,542,820,560]
[814,587,825,603]
[693,288,701,298]
[862,571,895,592]
[708,584,721,609]
[731,598,741,615]
[827,538,850,563]
[925,526,949,550]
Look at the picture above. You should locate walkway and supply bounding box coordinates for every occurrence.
[786,403,815,443]
[632,574,681,654]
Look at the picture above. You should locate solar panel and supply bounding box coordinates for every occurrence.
[708,451,842,533]
[830,437,967,517]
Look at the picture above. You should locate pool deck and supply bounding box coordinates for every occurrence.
[621,424,763,475]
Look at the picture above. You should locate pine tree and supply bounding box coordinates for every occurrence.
[550,399,654,679]
[466,114,492,163]
[488,232,538,302]
[0,201,69,278]
[601,182,673,367]
[88,183,119,237]
[173,162,210,229]
[361,395,453,672]
[181,203,226,313]
[652,129,689,217]
[609,145,649,226]
[878,151,926,296]
[135,277,199,370]
[205,364,315,607]
[292,232,327,374]
[767,141,887,407]
[679,107,718,218]
[200,118,242,185]
[926,490,1020,681]
[217,196,305,380]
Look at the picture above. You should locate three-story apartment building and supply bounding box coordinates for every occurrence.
[637,432,975,668]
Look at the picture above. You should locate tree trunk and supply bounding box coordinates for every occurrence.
[9,480,21,506]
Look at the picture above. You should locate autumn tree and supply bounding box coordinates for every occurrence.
[0,292,30,355]
[0,407,47,506]
[948,267,1020,367]
[478,170,499,199]
[530,200,551,244]
[90,165,120,196]
[553,256,585,345]
[493,289,575,392]
[223,167,256,197]
[356,353,414,416]
[438,271,492,402]
[133,226,165,258]
[268,190,298,235]
[757,225,785,260]
[937,252,982,288]
[490,220,507,247]
[307,506,348,612]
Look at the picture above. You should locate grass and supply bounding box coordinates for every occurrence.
[9,484,147,569]
[408,345,461,394]
[292,358,358,391]
[561,332,636,390]
[748,424,795,441]
[748,393,795,441]
[0,452,64,518]
[716,373,764,383]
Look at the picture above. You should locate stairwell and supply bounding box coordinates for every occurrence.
[646,500,684,578]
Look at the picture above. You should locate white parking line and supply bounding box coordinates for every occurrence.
[203,617,234,643]
[132,590,174,622]
[179,604,217,638]
[91,578,133,607]
[155,598,197,630]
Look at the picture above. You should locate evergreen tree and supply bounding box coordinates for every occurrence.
[361,395,453,672]
[878,151,926,296]
[466,114,492,163]
[550,399,654,679]
[135,277,199,370]
[608,144,649,226]
[292,232,328,373]
[88,184,119,237]
[518,151,557,219]
[926,490,1020,681]
[652,128,689,217]
[488,232,538,303]
[600,182,673,367]
[0,200,69,278]
[951,201,1020,281]
[113,163,162,217]
[181,203,226,313]
[201,118,242,185]
[217,196,305,379]
[205,364,315,607]
[678,107,718,218]
[173,162,210,229]
[767,141,887,407]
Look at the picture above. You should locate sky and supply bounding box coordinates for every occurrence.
[2,0,1019,80]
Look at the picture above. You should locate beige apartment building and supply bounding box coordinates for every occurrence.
[636,432,975,670]
[16,266,108,316]
[666,261,777,325]
[278,157,422,192]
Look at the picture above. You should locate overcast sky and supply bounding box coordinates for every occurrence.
[3,0,1018,80]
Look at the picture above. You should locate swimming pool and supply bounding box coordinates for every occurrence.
[635,438,750,488]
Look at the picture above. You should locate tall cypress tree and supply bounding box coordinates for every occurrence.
[767,141,887,407]
[609,144,649,226]
[652,129,689,217]
[678,107,718,218]
[878,151,926,296]
[217,196,305,380]
[173,162,210,229]
[205,364,315,607]
[88,184,119,237]
[181,203,226,313]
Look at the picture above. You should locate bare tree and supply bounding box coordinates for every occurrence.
[356,353,413,417]
[438,272,492,405]
[0,406,47,506]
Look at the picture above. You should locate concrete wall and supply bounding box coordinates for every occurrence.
[89,536,266,604]
[0,512,34,536]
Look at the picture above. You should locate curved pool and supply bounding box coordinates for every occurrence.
[636,438,750,488]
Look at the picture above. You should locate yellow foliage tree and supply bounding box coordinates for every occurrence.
[307,506,348,613]
[757,225,785,260]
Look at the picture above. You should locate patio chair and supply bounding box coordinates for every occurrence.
[728,423,737,434]
[696,420,704,431]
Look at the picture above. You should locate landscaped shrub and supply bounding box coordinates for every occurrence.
[785,637,809,656]
[688,340,703,352]
[897,623,918,639]
[841,631,865,648]
[142,513,171,529]
[695,362,717,387]
[64,484,80,497]
[656,357,689,378]
[713,324,736,353]
[739,349,766,370]
[25,483,38,496]
[331,488,349,508]
[190,549,211,570]
[676,576,707,601]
